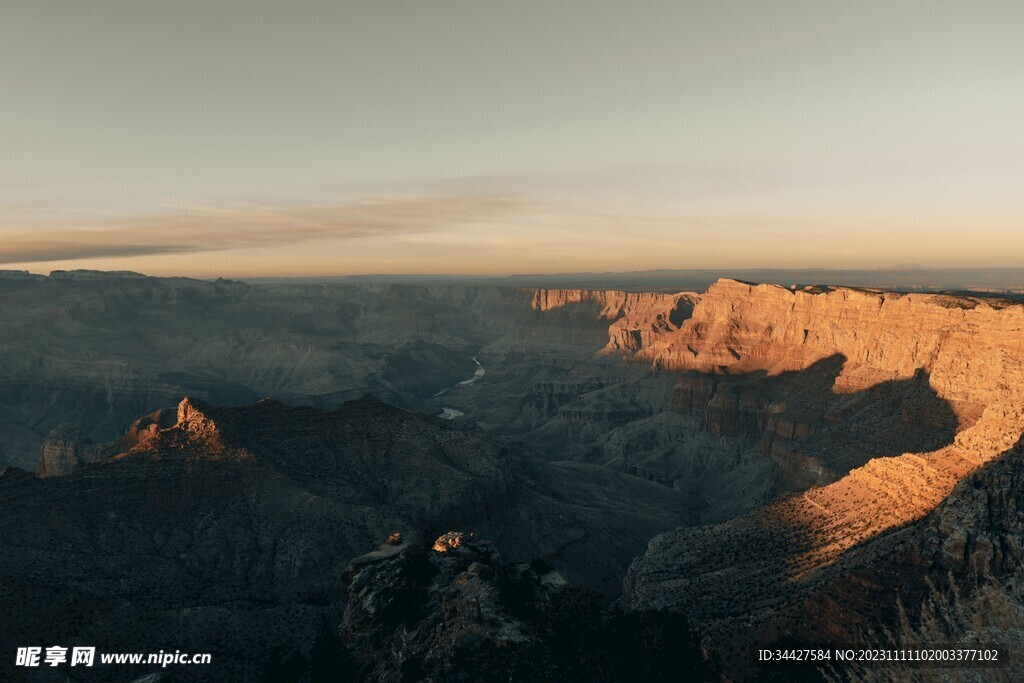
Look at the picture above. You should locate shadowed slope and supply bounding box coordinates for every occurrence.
[0,392,701,681]
[620,282,1024,678]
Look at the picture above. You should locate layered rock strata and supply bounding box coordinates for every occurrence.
[620,280,1024,676]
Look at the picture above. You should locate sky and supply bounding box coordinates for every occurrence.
[1,0,1023,277]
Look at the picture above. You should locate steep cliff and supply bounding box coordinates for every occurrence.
[531,288,699,356]
[619,280,1024,676]
[621,278,1024,411]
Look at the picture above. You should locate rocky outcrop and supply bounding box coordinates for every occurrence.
[339,533,715,682]
[619,435,1024,680]
[924,438,1024,576]
[175,396,221,438]
[664,355,960,491]
[521,279,1022,504]
[340,536,546,682]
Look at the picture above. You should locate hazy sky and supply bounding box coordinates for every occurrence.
[2,1,1022,277]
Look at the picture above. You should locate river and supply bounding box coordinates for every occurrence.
[437,357,483,419]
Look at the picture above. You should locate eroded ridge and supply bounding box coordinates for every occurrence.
[618,280,1024,672]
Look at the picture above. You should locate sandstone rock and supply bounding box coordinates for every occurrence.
[432,530,473,553]
[531,288,700,357]
[618,280,1024,677]
[616,279,1024,412]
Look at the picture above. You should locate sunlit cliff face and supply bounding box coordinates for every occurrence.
[597,278,1024,557]
[615,279,1024,670]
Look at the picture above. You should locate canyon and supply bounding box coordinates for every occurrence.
[2,270,1024,680]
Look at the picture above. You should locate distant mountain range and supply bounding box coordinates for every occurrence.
[6,266,1024,295]
[207,267,1024,294]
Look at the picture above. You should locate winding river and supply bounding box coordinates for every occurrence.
[436,357,484,419]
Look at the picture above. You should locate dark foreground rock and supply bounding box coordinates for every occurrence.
[0,394,698,681]
[337,533,716,683]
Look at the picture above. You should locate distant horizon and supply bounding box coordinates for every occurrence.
[10,263,1024,278]
[7,264,1024,297]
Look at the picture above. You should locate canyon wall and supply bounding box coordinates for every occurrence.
[618,280,1024,675]
[531,288,699,356]
[620,278,1024,410]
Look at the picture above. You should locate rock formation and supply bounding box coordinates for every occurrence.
[339,533,715,682]
[35,423,110,477]
[531,288,699,356]
[617,279,1024,411]
[618,280,1024,677]
[0,395,515,681]
[0,391,701,680]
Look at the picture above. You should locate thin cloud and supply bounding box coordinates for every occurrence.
[0,242,192,263]
[0,195,526,265]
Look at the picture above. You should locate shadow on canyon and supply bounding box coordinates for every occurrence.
[673,353,961,490]
[1,273,1002,683]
